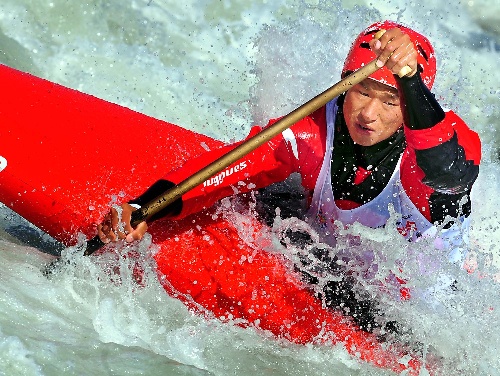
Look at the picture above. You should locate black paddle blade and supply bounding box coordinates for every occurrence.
[84,235,106,256]
[43,235,106,276]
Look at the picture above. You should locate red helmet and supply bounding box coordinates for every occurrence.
[342,20,436,89]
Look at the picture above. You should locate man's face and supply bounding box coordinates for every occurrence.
[343,78,403,146]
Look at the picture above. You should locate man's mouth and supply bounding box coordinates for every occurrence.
[357,123,374,132]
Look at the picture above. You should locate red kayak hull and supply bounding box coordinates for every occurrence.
[0,64,428,374]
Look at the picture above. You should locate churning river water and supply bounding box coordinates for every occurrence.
[0,0,499,375]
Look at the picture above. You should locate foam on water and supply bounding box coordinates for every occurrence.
[0,0,499,375]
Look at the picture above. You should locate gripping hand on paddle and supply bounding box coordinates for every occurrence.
[370,27,418,78]
[97,203,148,244]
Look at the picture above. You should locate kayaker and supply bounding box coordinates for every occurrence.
[98,20,481,327]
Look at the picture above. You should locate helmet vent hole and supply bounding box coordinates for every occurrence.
[365,30,380,36]
[417,45,429,62]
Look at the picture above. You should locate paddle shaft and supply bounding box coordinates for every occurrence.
[136,60,380,220]
[84,59,380,255]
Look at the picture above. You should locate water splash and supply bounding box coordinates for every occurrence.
[0,0,499,375]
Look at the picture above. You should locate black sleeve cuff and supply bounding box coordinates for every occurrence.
[396,70,445,130]
[129,180,183,220]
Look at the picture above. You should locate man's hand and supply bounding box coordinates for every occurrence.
[97,203,148,244]
[370,27,418,78]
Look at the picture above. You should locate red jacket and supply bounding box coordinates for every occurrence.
[162,102,481,224]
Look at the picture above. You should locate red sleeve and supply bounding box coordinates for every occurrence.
[164,108,328,219]
[404,110,481,164]
[402,110,481,221]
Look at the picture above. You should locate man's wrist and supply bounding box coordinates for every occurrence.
[396,70,445,130]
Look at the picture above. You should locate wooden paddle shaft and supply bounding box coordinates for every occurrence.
[134,59,380,224]
[83,59,381,255]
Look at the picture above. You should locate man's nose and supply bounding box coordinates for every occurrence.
[359,99,379,122]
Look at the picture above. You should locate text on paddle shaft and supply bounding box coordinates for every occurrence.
[203,161,248,187]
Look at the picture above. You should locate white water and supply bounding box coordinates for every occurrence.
[0,0,499,375]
